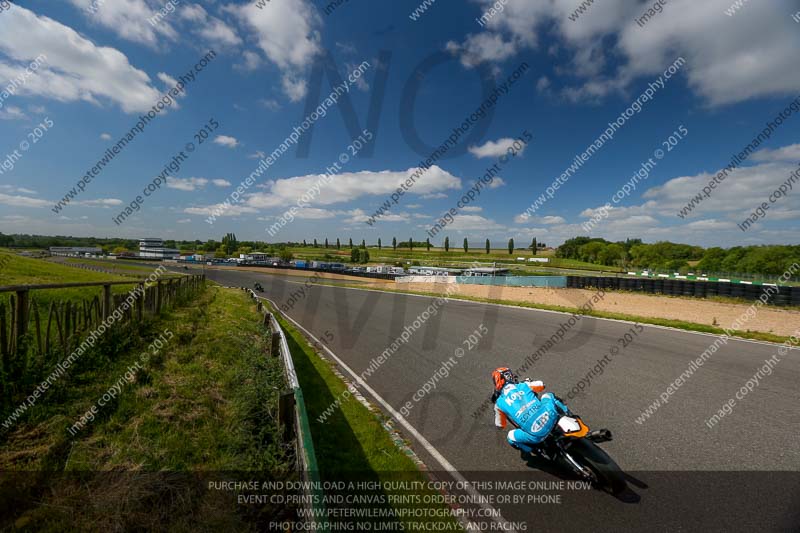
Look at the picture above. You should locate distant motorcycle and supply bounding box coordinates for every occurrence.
[534,407,626,494]
[253,282,264,293]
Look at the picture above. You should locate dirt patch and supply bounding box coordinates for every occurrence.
[395,282,800,337]
[221,265,394,285]
[210,267,798,337]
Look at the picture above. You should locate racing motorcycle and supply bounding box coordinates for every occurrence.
[534,406,626,495]
[253,282,264,293]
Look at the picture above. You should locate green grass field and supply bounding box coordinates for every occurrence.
[285,245,621,274]
[0,257,462,530]
[0,252,188,306]
[59,256,173,275]
[1,286,293,530]
[0,251,133,286]
[0,251,148,308]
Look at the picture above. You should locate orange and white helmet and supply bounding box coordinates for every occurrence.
[492,367,518,391]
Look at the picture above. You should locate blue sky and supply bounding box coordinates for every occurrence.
[0,0,799,247]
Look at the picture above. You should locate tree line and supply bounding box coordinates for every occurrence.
[557,236,800,278]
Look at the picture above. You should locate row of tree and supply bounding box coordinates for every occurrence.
[556,237,800,278]
[0,233,551,256]
[297,237,547,254]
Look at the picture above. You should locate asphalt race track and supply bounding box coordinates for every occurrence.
[200,267,800,531]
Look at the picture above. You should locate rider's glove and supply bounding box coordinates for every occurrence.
[526,379,545,393]
[490,390,501,404]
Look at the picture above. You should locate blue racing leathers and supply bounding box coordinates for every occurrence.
[493,381,569,453]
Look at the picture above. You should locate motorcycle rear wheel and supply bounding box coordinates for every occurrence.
[565,439,627,495]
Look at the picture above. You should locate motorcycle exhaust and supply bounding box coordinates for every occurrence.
[586,429,613,443]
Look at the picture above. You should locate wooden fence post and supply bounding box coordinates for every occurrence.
[102,284,111,320]
[271,332,281,357]
[137,283,144,322]
[15,289,29,340]
[155,281,162,313]
[278,391,296,442]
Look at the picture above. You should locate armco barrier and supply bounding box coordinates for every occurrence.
[565,276,797,306]
[243,288,328,532]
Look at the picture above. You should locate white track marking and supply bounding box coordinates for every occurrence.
[256,294,519,533]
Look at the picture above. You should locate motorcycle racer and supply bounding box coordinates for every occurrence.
[491,367,571,454]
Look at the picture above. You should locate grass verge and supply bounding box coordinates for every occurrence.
[0,286,293,531]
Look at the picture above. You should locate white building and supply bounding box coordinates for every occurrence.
[49,246,102,257]
[367,265,392,274]
[138,238,180,260]
[407,266,460,276]
[240,253,274,263]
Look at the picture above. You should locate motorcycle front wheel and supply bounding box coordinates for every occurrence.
[564,439,627,495]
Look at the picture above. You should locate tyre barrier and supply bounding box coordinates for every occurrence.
[792,286,800,306]
[663,279,676,295]
[682,281,694,297]
[718,282,732,296]
[730,284,745,299]
[694,281,707,298]
[706,282,718,297]
[773,293,791,306]
[744,284,761,301]
[565,275,797,306]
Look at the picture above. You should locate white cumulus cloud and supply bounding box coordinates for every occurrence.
[213,135,239,148]
[468,138,527,159]
[0,5,163,113]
